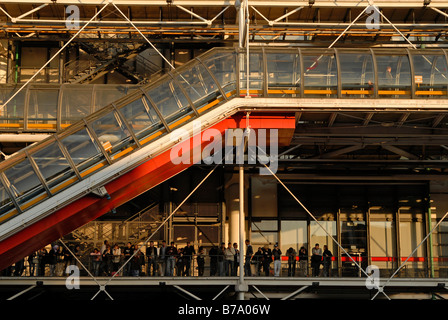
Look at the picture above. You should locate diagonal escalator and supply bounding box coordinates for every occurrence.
[0,47,297,270]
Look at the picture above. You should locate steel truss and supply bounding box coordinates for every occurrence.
[0,0,448,43]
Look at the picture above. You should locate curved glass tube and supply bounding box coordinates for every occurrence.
[0,47,447,223]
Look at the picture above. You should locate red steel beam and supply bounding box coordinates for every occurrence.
[0,113,295,271]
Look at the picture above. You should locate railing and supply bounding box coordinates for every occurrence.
[4,252,440,278]
[0,83,139,132]
[0,47,448,230]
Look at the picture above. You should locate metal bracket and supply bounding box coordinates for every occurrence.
[91,186,111,199]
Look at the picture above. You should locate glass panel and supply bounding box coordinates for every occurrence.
[339,53,375,98]
[93,85,133,111]
[376,54,412,98]
[340,220,368,277]
[119,96,162,140]
[370,220,397,277]
[3,158,46,208]
[251,232,278,245]
[89,111,133,158]
[303,53,338,97]
[266,52,301,97]
[175,63,221,111]
[202,51,236,96]
[434,221,448,277]
[400,220,426,277]
[240,52,264,97]
[198,225,219,245]
[60,85,93,126]
[31,141,77,193]
[280,220,307,254]
[146,79,192,125]
[412,54,448,98]
[60,127,103,176]
[0,182,16,217]
[0,86,25,129]
[252,220,278,231]
[27,89,58,129]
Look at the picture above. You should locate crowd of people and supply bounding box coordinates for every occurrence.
[1,240,334,278]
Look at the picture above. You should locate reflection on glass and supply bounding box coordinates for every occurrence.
[400,220,426,277]
[303,53,338,97]
[202,51,236,95]
[60,85,93,125]
[31,141,77,192]
[119,96,161,139]
[60,128,103,175]
[339,53,375,98]
[376,55,412,98]
[27,89,58,128]
[0,183,15,217]
[146,79,192,125]
[340,220,367,276]
[266,52,301,97]
[93,85,134,111]
[370,220,396,276]
[176,63,220,110]
[3,158,45,207]
[412,54,448,98]
[0,87,25,127]
[240,53,264,96]
[89,111,133,157]
[435,222,448,277]
[280,220,307,254]
[310,221,336,253]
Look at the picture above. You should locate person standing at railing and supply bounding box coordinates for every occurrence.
[262,246,272,277]
[176,247,184,276]
[225,242,236,276]
[122,242,134,276]
[197,246,205,276]
[322,245,333,277]
[208,245,218,276]
[90,248,101,277]
[286,247,297,277]
[166,241,177,276]
[146,241,158,276]
[311,243,322,277]
[158,240,167,276]
[299,246,308,277]
[244,239,253,276]
[112,243,121,276]
[217,242,226,276]
[183,241,195,276]
[272,244,282,277]
[101,245,113,276]
[233,243,239,276]
[48,244,59,277]
[28,251,37,277]
[37,247,48,276]
[130,245,144,277]
[253,247,264,276]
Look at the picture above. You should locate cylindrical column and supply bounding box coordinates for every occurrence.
[238,165,246,300]
[227,183,240,245]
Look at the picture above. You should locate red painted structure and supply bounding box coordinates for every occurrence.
[0,112,296,271]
